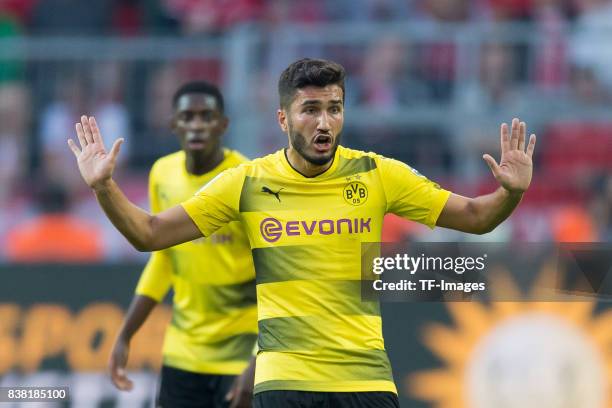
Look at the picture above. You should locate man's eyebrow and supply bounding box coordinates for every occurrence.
[300,99,343,106]
[177,107,216,113]
[300,99,322,106]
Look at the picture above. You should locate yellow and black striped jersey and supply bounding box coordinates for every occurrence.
[136,149,257,375]
[182,146,450,393]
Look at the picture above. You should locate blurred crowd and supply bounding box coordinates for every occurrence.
[3,0,612,34]
[0,0,610,262]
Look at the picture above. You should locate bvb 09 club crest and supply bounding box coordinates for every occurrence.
[343,181,368,206]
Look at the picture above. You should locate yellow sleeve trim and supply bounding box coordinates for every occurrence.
[181,199,210,237]
[426,189,451,229]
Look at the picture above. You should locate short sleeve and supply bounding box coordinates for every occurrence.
[135,251,173,301]
[181,166,244,237]
[377,157,451,228]
[149,161,161,213]
[135,162,172,301]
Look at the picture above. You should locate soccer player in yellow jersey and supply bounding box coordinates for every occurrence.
[107,82,257,408]
[69,59,537,408]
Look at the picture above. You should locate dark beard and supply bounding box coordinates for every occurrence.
[289,126,341,166]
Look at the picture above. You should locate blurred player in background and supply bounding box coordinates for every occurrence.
[108,81,257,408]
[69,59,536,408]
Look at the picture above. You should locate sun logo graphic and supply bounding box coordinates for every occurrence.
[407,264,612,408]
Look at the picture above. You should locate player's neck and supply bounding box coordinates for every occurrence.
[285,147,334,178]
[185,149,224,175]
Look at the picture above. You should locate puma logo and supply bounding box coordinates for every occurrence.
[261,186,283,202]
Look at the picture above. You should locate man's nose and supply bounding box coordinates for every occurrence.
[317,111,331,132]
[189,116,206,129]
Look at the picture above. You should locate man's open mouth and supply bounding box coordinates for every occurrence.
[313,134,332,152]
[187,139,206,149]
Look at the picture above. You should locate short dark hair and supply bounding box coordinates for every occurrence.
[278,58,346,109]
[172,81,224,113]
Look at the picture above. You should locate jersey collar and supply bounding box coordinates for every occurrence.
[182,149,230,180]
[280,146,341,180]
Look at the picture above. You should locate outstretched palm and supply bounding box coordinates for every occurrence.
[483,118,537,193]
[67,116,124,189]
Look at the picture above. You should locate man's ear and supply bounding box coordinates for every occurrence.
[277,108,288,133]
[221,115,229,133]
[170,115,178,133]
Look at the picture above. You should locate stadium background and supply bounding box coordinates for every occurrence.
[0,0,610,406]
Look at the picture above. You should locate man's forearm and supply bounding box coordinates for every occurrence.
[117,295,158,343]
[468,187,522,234]
[94,179,155,251]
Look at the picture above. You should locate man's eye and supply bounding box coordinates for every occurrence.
[330,107,340,114]
[305,108,316,114]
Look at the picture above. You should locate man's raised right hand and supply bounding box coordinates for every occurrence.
[68,115,124,190]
